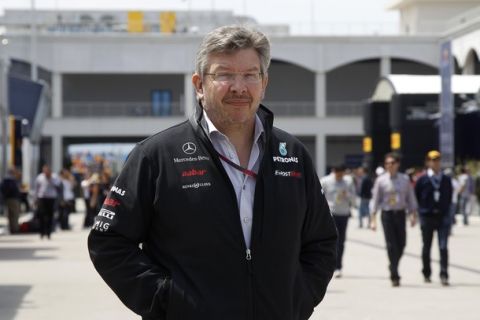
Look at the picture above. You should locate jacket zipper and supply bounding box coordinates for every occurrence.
[246,248,254,320]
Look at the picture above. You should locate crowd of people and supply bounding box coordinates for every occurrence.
[321,150,480,287]
[0,157,113,239]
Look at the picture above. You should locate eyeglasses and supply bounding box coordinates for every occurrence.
[384,161,397,165]
[204,72,263,84]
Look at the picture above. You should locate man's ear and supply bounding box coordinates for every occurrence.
[261,73,268,100]
[192,73,204,102]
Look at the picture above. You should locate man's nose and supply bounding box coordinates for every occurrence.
[229,76,248,92]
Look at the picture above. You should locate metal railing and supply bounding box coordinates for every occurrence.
[62,100,363,117]
[263,101,314,116]
[327,101,364,116]
[63,101,184,117]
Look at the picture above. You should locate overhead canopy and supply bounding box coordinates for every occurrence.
[371,74,480,102]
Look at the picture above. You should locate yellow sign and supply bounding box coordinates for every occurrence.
[391,132,401,150]
[363,136,372,153]
[128,11,144,33]
[160,12,176,34]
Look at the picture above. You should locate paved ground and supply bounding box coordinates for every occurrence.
[1,209,479,320]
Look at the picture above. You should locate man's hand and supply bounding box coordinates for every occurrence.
[370,218,377,231]
[409,212,417,227]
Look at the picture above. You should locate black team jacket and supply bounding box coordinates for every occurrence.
[88,104,338,320]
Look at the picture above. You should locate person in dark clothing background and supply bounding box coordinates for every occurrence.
[1,167,22,234]
[415,150,453,286]
[88,25,337,320]
[357,166,373,228]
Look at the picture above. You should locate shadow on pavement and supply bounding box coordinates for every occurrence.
[0,285,31,320]
[341,274,387,281]
[0,247,57,261]
[350,237,480,275]
[0,238,34,243]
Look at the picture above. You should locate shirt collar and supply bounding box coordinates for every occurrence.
[201,110,265,144]
[427,168,442,179]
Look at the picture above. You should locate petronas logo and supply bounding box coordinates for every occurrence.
[279,142,287,156]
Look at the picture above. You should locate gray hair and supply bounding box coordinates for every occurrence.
[195,25,271,76]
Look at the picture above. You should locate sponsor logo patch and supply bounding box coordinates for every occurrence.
[174,155,210,163]
[110,186,126,196]
[182,169,207,177]
[98,208,116,220]
[279,142,287,156]
[273,156,299,163]
[104,198,120,207]
[274,170,302,178]
[182,142,197,155]
[92,220,111,232]
[182,182,212,189]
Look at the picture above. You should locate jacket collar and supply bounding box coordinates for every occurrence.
[189,101,274,142]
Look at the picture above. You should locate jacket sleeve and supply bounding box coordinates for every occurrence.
[300,160,338,310]
[87,145,170,318]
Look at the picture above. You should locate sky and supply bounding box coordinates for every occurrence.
[0,0,400,35]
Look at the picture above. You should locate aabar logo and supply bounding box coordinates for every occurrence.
[110,186,125,196]
[182,169,207,177]
[182,142,197,155]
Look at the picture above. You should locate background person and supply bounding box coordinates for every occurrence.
[34,165,60,239]
[370,153,417,287]
[0,167,22,234]
[321,164,356,278]
[415,150,453,286]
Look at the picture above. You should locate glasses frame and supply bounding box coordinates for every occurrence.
[204,72,264,85]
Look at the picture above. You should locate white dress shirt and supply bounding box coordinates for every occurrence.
[202,111,264,249]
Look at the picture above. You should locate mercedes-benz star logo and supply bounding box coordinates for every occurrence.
[182,142,197,155]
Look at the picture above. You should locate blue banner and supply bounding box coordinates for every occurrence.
[439,41,454,167]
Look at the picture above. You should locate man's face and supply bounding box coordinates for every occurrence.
[384,157,399,174]
[192,48,268,132]
[42,165,51,177]
[428,158,441,171]
[334,170,344,180]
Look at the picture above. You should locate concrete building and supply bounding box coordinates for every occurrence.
[0,0,479,178]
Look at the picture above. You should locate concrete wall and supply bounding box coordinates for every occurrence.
[400,2,480,35]
[326,136,363,169]
[63,74,184,102]
[391,58,438,74]
[326,59,380,101]
[265,60,314,102]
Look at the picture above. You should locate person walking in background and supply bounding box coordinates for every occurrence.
[457,166,473,225]
[58,168,76,230]
[356,166,373,228]
[370,153,417,287]
[88,25,337,320]
[34,165,60,239]
[0,167,22,234]
[415,150,453,286]
[444,168,459,230]
[81,171,94,228]
[321,164,356,278]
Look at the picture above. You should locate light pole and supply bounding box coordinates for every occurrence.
[0,36,9,181]
[30,0,38,81]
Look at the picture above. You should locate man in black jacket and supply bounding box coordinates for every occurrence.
[88,25,337,320]
[415,150,452,286]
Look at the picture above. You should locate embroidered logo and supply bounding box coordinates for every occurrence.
[182,142,197,155]
[279,142,287,156]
